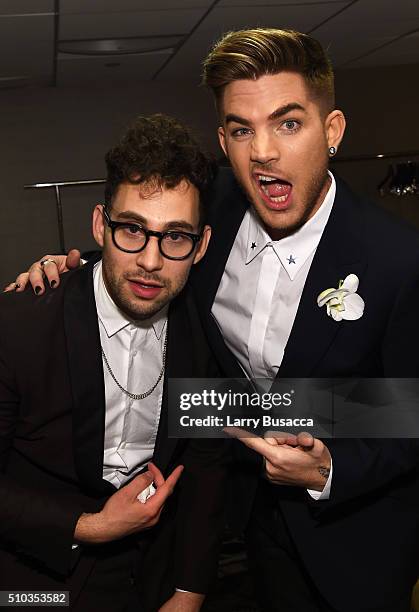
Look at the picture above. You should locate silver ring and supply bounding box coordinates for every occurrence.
[40,258,57,268]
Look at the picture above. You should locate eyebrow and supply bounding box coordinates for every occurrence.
[225,103,306,126]
[114,210,196,232]
[268,103,306,120]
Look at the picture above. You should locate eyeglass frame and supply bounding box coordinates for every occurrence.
[102,207,203,261]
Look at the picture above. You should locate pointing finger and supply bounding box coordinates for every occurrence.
[145,465,184,510]
[164,464,184,494]
[225,427,282,464]
[264,431,298,446]
[147,462,165,488]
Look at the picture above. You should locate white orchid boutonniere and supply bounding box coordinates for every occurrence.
[317,274,364,321]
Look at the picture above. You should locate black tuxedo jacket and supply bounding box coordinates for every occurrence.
[0,257,226,610]
[192,167,419,611]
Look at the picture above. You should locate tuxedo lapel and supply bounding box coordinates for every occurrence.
[194,169,248,316]
[192,169,248,378]
[63,257,113,495]
[278,178,367,377]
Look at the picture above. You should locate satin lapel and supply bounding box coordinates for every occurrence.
[193,173,248,316]
[278,179,368,378]
[191,172,248,377]
[64,258,112,495]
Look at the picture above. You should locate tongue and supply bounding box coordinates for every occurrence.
[265,181,291,198]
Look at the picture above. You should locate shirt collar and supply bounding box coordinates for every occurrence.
[245,171,336,280]
[93,260,168,339]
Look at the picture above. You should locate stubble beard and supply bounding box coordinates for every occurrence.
[234,163,330,240]
[102,257,188,321]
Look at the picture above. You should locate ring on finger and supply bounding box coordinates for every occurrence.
[40,258,57,268]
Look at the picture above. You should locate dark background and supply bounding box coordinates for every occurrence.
[1,0,418,285]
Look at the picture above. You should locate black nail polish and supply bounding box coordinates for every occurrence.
[35,286,41,295]
[50,280,57,288]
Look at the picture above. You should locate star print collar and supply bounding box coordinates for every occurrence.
[245,209,271,263]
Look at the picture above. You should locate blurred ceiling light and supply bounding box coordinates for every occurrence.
[58,36,183,56]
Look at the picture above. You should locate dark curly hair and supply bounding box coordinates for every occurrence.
[104,114,216,226]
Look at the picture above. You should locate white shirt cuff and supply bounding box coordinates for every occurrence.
[307,458,333,500]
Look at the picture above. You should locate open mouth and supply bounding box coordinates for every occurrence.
[254,174,293,209]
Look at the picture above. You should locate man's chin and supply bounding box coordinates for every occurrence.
[253,205,306,240]
[113,291,169,321]
[123,300,167,321]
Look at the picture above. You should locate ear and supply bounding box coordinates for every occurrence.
[218,126,227,157]
[325,110,346,151]
[193,225,211,265]
[92,204,106,247]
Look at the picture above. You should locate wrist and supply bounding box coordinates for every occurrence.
[309,453,331,491]
[168,591,204,611]
[74,512,109,544]
[308,473,329,491]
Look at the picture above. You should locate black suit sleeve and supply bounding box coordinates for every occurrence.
[0,330,85,575]
[172,328,228,594]
[174,437,229,593]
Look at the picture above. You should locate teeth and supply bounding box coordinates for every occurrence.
[258,175,277,182]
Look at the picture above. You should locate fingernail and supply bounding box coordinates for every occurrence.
[15,283,20,290]
[35,286,41,295]
[50,280,56,288]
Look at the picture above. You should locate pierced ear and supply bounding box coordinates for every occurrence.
[326,110,346,151]
[92,204,105,248]
[218,126,227,157]
[193,225,211,265]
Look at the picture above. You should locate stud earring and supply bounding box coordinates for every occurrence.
[329,146,337,157]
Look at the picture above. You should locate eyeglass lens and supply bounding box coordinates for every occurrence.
[114,225,195,258]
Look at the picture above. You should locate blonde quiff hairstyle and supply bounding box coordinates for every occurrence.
[202,28,335,115]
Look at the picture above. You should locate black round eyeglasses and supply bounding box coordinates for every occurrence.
[102,208,202,261]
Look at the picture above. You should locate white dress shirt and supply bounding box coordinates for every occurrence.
[212,172,336,499]
[79,265,189,595]
[93,261,167,488]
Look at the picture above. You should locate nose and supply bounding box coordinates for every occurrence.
[135,236,164,272]
[250,129,278,165]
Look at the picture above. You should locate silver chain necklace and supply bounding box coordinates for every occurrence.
[101,324,168,400]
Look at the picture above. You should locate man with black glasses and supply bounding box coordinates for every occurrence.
[0,114,226,612]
